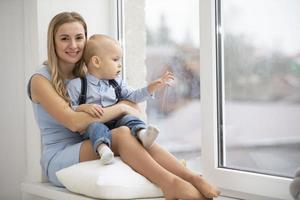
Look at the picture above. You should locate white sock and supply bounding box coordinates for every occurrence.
[97,144,114,165]
[137,125,159,148]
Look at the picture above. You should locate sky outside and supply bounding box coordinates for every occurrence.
[145,0,199,45]
[146,0,300,56]
[224,0,300,56]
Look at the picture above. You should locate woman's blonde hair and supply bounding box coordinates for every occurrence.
[46,11,87,103]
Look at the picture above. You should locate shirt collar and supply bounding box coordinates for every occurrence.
[86,72,109,86]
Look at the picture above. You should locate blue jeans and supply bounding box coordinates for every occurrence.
[105,114,146,137]
[83,122,112,153]
[83,115,146,153]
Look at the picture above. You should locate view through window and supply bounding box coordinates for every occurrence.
[145,0,201,169]
[220,0,300,177]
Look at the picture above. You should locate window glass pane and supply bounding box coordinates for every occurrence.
[145,0,201,170]
[221,0,300,177]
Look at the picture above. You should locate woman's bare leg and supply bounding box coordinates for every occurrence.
[79,139,99,162]
[147,143,221,198]
[110,126,207,200]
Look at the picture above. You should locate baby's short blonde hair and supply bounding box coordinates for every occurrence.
[83,34,118,65]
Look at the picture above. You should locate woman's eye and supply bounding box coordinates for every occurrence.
[76,35,85,41]
[61,37,68,41]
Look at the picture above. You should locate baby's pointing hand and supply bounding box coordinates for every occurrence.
[159,71,175,87]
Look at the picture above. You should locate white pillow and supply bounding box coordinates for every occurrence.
[56,157,163,199]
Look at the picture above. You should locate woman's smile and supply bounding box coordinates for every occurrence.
[66,50,80,58]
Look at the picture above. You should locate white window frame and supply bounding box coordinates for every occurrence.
[199,0,292,199]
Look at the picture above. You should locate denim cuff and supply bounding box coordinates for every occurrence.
[93,137,112,153]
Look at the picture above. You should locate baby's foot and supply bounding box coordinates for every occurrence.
[98,144,114,165]
[138,125,159,148]
[192,175,221,198]
[100,150,114,165]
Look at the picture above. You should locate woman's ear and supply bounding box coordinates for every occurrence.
[91,56,101,68]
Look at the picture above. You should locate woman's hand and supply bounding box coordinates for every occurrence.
[76,104,104,118]
[118,100,145,119]
[118,100,141,112]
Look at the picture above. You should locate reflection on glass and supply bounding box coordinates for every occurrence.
[221,0,300,177]
[145,0,201,168]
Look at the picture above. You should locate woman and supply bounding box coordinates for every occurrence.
[28,11,220,200]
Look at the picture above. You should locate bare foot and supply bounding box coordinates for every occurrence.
[162,177,208,200]
[191,175,221,198]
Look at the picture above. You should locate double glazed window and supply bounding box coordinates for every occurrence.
[219,0,300,179]
[200,0,296,199]
[121,0,296,199]
[145,0,201,170]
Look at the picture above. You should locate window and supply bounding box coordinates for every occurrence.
[121,0,201,170]
[122,0,294,199]
[145,0,201,171]
[200,0,294,199]
[221,0,300,178]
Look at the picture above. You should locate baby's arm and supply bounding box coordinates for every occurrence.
[117,71,174,104]
[147,71,174,94]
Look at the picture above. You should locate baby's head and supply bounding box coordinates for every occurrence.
[84,34,122,79]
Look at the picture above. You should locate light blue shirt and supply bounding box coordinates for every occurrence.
[67,72,153,108]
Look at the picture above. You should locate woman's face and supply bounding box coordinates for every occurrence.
[55,22,86,68]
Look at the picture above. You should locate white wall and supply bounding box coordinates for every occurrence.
[123,0,147,115]
[123,0,146,88]
[0,0,26,199]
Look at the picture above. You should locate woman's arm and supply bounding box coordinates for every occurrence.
[30,75,136,132]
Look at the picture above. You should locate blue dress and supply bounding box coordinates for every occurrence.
[27,65,84,187]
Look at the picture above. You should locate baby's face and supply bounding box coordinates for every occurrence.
[97,42,123,80]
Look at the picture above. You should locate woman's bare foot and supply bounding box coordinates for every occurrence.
[162,176,208,200]
[191,175,221,198]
